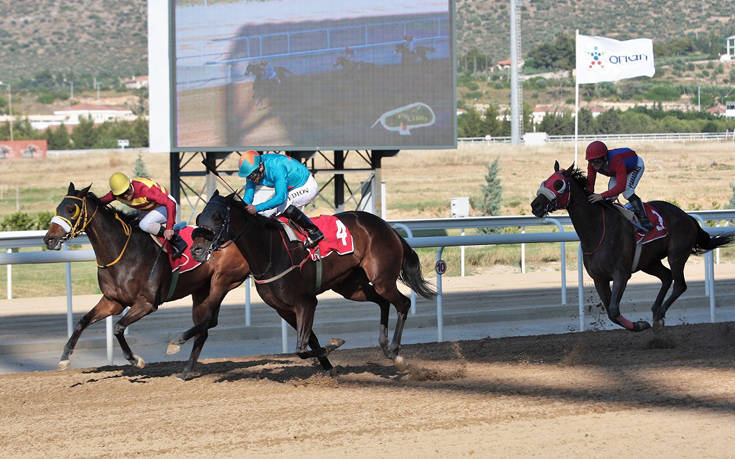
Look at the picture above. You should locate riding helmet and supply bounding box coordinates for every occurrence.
[109,172,131,196]
[585,141,608,160]
[238,150,261,177]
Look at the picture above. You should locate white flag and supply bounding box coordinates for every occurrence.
[576,34,655,84]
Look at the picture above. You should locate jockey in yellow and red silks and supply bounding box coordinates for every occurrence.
[100,172,187,257]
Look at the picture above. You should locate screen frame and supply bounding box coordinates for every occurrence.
[167,0,456,152]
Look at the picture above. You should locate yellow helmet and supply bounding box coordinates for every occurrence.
[109,172,131,196]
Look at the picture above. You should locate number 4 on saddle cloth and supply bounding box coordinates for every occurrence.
[277,215,355,260]
[618,201,668,244]
[155,225,202,273]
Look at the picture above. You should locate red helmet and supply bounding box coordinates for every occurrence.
[585,141,608,160]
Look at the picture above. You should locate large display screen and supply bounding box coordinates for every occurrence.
[172,0,454,151]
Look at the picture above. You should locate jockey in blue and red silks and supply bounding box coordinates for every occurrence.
[238,150,324,248]
[585,140,653,231]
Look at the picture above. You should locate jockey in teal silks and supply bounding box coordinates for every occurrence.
[238,150,324,248]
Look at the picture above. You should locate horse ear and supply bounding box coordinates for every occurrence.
[79,184,92,196]
[569,162,575,171]
[67,182,75,193]
[554,160,560,172]
[212,189,220,198]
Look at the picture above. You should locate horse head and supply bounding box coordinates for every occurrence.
[531,160,577,217]
[44,182,94,250]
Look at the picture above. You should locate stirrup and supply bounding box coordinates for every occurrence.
[305,232,324,248]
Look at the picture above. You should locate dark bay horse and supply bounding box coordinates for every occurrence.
[333,56,376,73]
[395,43,435,64]
[190,191,435,370]
[531,161,733,332]
[43,183,250,379]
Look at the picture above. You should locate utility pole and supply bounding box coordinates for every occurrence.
[509,0,523,145]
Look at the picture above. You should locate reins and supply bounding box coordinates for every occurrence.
[582,205,606,255]
[52,194,133,269]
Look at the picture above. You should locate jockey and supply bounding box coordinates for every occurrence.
[585,141,653,231]
[100,172,188,257]
[238,150,324,248]
[404,35,415,52]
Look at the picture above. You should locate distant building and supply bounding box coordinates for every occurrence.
[122,75,149,90]
[54,104,136,125]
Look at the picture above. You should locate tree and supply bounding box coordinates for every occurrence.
[133,153,149,177]
[45,123,71,149]
[476,158,503,225]
[729,183,735,209]
[71,116,97,148]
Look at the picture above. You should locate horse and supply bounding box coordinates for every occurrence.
[190,191,436,371]
[531,161,734,332]
[244,61,292,107]
[333,56,376,73]
[395,43,435,64]
[42,183,250,380]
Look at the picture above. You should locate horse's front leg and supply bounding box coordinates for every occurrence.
[607,273,650,332]
[113,298,158,368]
[59,296,124,369]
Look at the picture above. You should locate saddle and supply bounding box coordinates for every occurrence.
[276,215,354,261]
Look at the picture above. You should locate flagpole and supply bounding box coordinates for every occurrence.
[574,29,579,166]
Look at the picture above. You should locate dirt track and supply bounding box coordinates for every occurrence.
[1,322,734,457]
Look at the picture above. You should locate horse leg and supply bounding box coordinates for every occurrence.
[293,298,319,359]
[640,260,673,330]
[113,298,158,368]
[275,308,334,371]
[368,279,411,360]
[606,273,650,332]
[331,272,393,357]
[653,255,690,328]
[59,296,124,369]
[176,288,223,380]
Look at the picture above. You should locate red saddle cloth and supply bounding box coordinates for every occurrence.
[156,226,202,273]
[277,215,355,261]
[633,202,668,244]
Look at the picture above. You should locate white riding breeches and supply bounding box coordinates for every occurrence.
[254,175,319,218]
[607,156,644,200]
[138,196,180,234]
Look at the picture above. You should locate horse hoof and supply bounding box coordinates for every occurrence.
[328,338,345,349]
[166,342,181,355]
[394,355,407,370]
[653,319,665,331]
[58,360,71,370]
[633,320,651,332]
[132,355,145,368]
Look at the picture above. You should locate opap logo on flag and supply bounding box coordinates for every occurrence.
[576,35,655,84]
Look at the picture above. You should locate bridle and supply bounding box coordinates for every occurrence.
[535,171,571,214]
[50,194,132,268]
[50,195,98,243]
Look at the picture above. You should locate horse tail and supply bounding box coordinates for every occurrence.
[396,231,436,299]
[692,220,735,255]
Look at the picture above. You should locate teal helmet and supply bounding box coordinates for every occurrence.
[238,150,261,177]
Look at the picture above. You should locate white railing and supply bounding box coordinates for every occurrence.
[2,211,734,362]
[458,131,735,144]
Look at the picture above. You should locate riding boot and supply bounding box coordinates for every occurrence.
[282,205,324,248]
[628,194,653,231]
[156,227,187,258]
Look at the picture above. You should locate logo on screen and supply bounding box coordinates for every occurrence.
[372,103,436,135]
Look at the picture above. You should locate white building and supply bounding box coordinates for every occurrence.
[54,104,136,125]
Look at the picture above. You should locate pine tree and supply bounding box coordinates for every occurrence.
[475,158,502,233]
[133,153,149,178]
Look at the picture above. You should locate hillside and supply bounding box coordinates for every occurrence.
[1,0,734,83]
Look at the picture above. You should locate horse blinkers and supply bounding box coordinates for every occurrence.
[535,172,571,214]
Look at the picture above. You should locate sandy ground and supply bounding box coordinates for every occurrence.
[2,264,735,457]
[0,322,734,458]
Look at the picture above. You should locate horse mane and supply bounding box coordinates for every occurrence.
[84,191,142,229]
[224,194,282,232]
[563,166,589,192]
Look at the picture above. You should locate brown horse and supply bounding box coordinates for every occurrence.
[43,183,250,379]
[531,161,734,332]
[190,191,435,370]
[395,43,435,64]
